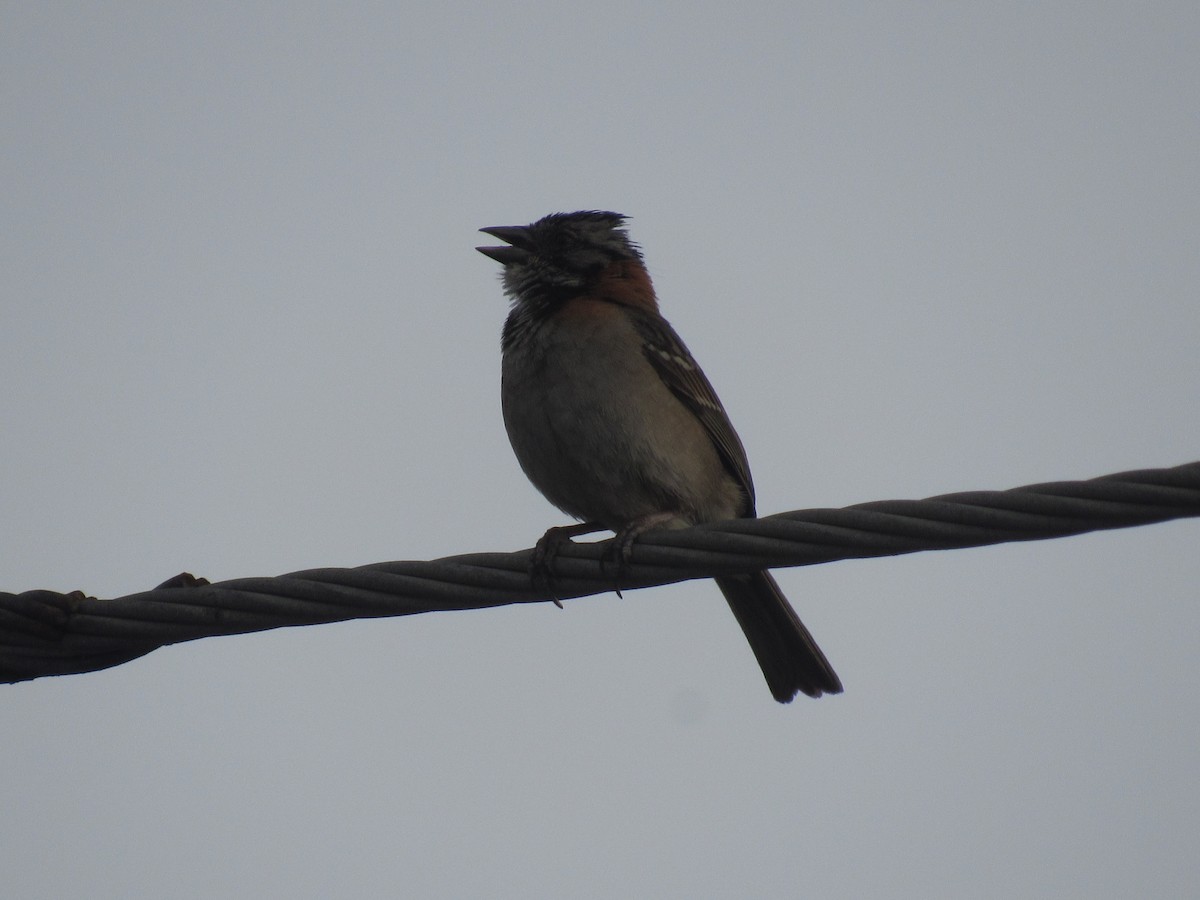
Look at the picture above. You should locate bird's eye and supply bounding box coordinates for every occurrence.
[563,248,609,274]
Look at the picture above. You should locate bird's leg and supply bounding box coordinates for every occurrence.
[604,511,685,598]
[532,521,608,607]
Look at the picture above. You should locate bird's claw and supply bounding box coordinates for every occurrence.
[601,511,681,599]
[530,522,607,608]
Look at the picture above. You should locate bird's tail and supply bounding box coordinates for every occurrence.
[715,571,842,703]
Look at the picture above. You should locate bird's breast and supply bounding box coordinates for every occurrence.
[500,300,742,527]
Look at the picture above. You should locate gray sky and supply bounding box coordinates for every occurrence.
[4,4,1198,898]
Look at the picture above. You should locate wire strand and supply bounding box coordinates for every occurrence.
[3,460,1198,683]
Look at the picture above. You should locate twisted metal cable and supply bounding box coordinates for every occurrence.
[4,460,1198,683]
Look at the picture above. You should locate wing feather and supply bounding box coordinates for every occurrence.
[629,309,757,514]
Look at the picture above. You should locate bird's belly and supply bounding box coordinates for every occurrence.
[501,318,741,528]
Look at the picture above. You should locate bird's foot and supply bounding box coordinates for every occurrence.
[531,522,607,607]
[603,511,685,598]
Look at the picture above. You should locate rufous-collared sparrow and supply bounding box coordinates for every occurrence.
[478,211,842,703]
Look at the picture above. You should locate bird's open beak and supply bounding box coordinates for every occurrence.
[476,225,533,264]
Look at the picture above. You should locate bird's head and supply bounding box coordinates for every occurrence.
[477,211,648,307]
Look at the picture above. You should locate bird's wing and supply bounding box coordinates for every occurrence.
[629,309,757,513]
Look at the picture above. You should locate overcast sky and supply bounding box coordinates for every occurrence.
[4,4,1199,898]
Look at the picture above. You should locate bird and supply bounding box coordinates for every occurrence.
[477,210,842,703]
